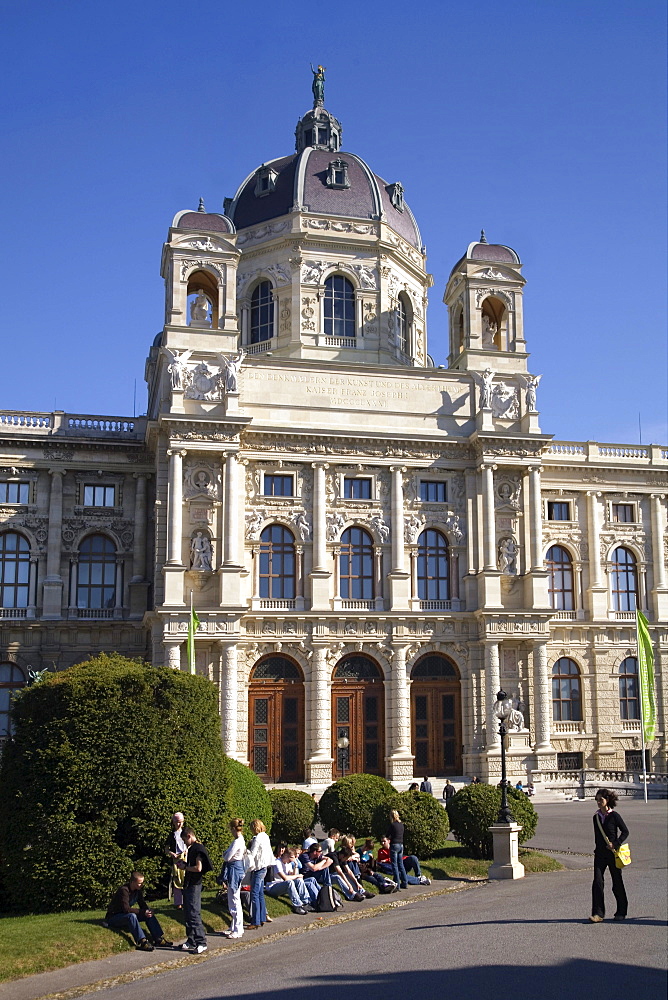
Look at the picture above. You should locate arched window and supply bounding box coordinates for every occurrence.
[0,532,30,609]
[619,657,639,720]
[250,280,274,343]
[77,535,116,610]
[0,662,26,738]
[552,657,582,721]
[546,545,574,611]
[259,525,295,599]
[324,275,355,338]
[340,527,374,599]
[251,657,302,681]
[611,547,638,611]
[333,655,382,681]
[417,529,450,601]
[397,293,409,354]
[411,654,458,679]
[481,296,506,350]
[186,269,217,328]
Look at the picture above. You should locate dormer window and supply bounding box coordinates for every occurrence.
[389,182,404,212]
[254,166,278,197]
[327,158,350,189]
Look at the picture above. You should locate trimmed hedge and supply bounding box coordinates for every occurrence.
[447,784,538,858]
[318,773,395,837]
[372,790,450,857]
[221,757,272,834]
[0,655,231,911]
[268,789,317,845]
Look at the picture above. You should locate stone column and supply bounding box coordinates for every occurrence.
[166,450,186,565]
[42,469,65,619]
[67,556,78,616]
[164,641,182,670]
[527,466,543,571]
[311,463,327,572]
[390,467,405,573]
[386,645,414,781]
[650,494,668,618]
[223,452,240,566]
[114,556,124,618]
[481,465,496,571]
[131,474,148,581]
[533,640,554,752]
[586,491,603,587]
[220,641,239,758]
[27,556,38,617]
[374,546,383,605]
[485,640,501,750]
[305,646,333,782]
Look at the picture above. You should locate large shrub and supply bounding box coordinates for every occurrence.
[447,784,538,859]
[318,773,395,837]
[268,789,317,845]
[221,756,272,834]
[372,790,449,857]
[0,654,231,912]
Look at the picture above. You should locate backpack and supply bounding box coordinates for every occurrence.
[315,884,337,912]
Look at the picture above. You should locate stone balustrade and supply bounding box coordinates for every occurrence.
[0,410,145,440]
[546,440,667,466]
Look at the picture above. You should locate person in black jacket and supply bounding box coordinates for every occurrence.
[105,873,171,950]
[590,787,629,922]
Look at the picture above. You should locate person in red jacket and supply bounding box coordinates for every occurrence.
[376,837,431,886]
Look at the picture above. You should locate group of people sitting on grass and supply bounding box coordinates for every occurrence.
[104,808,431,955]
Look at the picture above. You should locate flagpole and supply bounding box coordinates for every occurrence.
[190,589,194,675]
[635,608,648,804]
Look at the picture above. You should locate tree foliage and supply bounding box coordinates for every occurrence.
[372,790,450,856]
[318,773,395,837]
[267,789,317,845]
[447,784,538,858]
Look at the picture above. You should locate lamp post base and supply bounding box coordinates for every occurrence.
[488,822,525,880]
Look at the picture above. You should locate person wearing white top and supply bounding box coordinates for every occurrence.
[221,818,246,938]
[246,820,274,928]
[265,848,315,911]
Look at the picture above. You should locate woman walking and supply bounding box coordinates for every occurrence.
[590,787,629,922]
[246,819,274,928]
[222,818,246,939]
[387,809,408,890]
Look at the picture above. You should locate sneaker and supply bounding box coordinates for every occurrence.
[193,945,208,954]
[420,876,431,885]
[589,915,604,923]
[363,890,374,899]
[137,939,154,951]
[354,892,365,901]
[293,906,307,914]
[180,942,193,950]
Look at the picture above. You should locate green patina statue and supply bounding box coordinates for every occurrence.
[310,63,325,106]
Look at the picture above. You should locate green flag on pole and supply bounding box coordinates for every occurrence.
[187,600,200,675]
[636,610,656,742]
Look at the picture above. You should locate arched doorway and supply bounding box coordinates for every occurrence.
[248,656,304,783]
[411,654,462,775]
[331,655,384,777]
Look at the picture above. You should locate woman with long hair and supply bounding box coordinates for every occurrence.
[590,788,629,922]
[387,809,408,890]
[246,819,274,929]
[221,818,246,939]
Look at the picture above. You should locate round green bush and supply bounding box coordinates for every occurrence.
[318,773,395,837]
[447,784,538,858]
[372,790,449,857]
[0,654,230,912]
[268,789,317,845]
[221,756,272,835]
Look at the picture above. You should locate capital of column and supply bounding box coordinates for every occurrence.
[311,461,329,470]
[167,448,188,458]
[48,468,66,477]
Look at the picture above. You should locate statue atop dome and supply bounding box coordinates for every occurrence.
[310,64,326,107]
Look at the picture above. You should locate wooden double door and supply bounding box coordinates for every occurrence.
[332,679,384,777]
[411,682,462,776]
[248,658,305,783]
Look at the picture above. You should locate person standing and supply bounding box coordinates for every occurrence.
[443,779,455,806]
[387,809,408,890]
[419,776,433,795]
[246,819,274,929]
[221,818,246,939]
[590,788,629,922]
[164,811,187,908]
[178,827,212,953]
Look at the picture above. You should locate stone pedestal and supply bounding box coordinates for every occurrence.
[388,570,410,610]
[309,570,331,610]
[488,822,525,880]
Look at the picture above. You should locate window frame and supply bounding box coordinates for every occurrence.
[0,481,30,505]
[551,656,582,722]
[610,546,638,612]
[342,476,373,501]
[0,532,31,609]
[76,534,117,610]
[250,279,275,344]
[547,500,571,521]
[546,544,575,611]
[419,480,447,504]
[618,656,640,720]
[324,274,356,339]
[83,484,116,508]
[263,473,295,498]
[0,662,26,738]
[258,524,296,600]
[397,292,410,355]
[611,502,636,524]
[417,528,450,601]
[339,526,374,600]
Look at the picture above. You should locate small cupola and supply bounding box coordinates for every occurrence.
[295,65,342,152]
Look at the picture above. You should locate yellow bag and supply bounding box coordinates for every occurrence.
[615,843,631,868]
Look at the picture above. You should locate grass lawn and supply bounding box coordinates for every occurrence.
[0,844,562,984]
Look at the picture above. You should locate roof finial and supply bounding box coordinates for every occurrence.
[310,63,325,108]
[480,228,487,244]
[198,197,206,213]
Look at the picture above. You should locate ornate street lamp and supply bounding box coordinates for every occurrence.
[336,734,350,779]
[493,689,515,824]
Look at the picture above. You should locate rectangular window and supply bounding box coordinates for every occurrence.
[547,501,570,521]
[624,749,650,772]
[0,482,29,504]
[420,481,447,503]
[83,485,116,507]
[343,477,372,500]
[612,503,635,523]
[556,752,583,771]
[263,474,294,497]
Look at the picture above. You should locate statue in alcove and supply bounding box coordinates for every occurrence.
[189,289,210,325]
[498,536,519,575]
[481,313,498,348]
[190,531,213,572]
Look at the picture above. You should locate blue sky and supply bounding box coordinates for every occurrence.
[1,0,666,444]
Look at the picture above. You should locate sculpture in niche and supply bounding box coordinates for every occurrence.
[184,465,219,500]
[444,514,463,543]
[293,511,311,541]
[498,536,519,575]
[310,63,326,106]
[326,512,345,541]
[190,531,213,572]
[245,510,266,540]
[163,348,193,390]
[370,514,390,542]
[521,374,542,411]
[219,350,245,392]
[495,478,521,511]
[189,290,211,326]
[471,368,495,409]
[508,696,527,731]
[491,382,519,419]
[184,362,223,401]
[404,513,424,544]
[481,314,498,348]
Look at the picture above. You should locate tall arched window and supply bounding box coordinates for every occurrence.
[259,525,295,599]
[0,662,26,738]
[619,657,639,720]
[546,545,574,610]
[0,532,30,609]
[77,535,116,610]
[340,527,374,599]
[324,275,355,338]
[611,547,638,611]
[552,657,582,721]
[250,280,274,343]
[417,529,450,601]
[397,293,409,354]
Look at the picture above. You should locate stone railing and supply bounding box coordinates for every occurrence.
[0,410,145,440]
[539,769,668,798]
[545,440,666,466]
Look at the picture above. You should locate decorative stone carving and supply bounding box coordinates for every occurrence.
[180,258,225,281]
[474,267,507,280]
[301,219,376,235]
[522,374,542,411]
[495,477,521,510]
[327,512,345,541]
[405,513,424,544]
[353,265,377,289]
[236,221,289,247]
[183,361,224,401]
[444,514,464,543]
[163,348,193,389]
[218,350,245,392]
[245,510,266,540]
[475,287,513,310]
[293,511,311,541]
[279,302,291,333]
[481,314,497,348]
[301,296,316,331]
[184,464,220,500]
[301,261,327,284]
[498,536,519,574]
[472,368,495,409]
[266,263,291,285]
[491,383,519,419]
[189,290,211,326]
[190,531,213,571]
[370,514,390,542]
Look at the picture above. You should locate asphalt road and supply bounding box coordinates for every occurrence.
[76,800,667,1000]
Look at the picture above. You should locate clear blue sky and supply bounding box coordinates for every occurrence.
[1,0,666,444]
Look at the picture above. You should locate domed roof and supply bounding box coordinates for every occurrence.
[466,231,520,265]
[172,208,235,235]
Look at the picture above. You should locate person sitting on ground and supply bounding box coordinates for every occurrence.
[298,843,350,905]
[301,828,318,850]
[443,779,455,805]
[320,828,340,853]
[265,847,316,913]
[376,836,431,886]
[419,776,433,795]
[326,846,366,901]
[337,846,373,898]
[526,782,535,796]
[105,872,171,950]
[515,780,524,792]
[359,838,375,863]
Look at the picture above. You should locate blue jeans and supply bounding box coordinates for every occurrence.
[106,911,164,945]
[330,872,357,899]
[227,859,245,935]
[390,843,408,888]
[183,881,206,947]
[250,867,267,925]
[379,854,422,884]
[266,878,310,908]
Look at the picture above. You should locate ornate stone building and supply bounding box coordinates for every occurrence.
[1,84,666,785]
